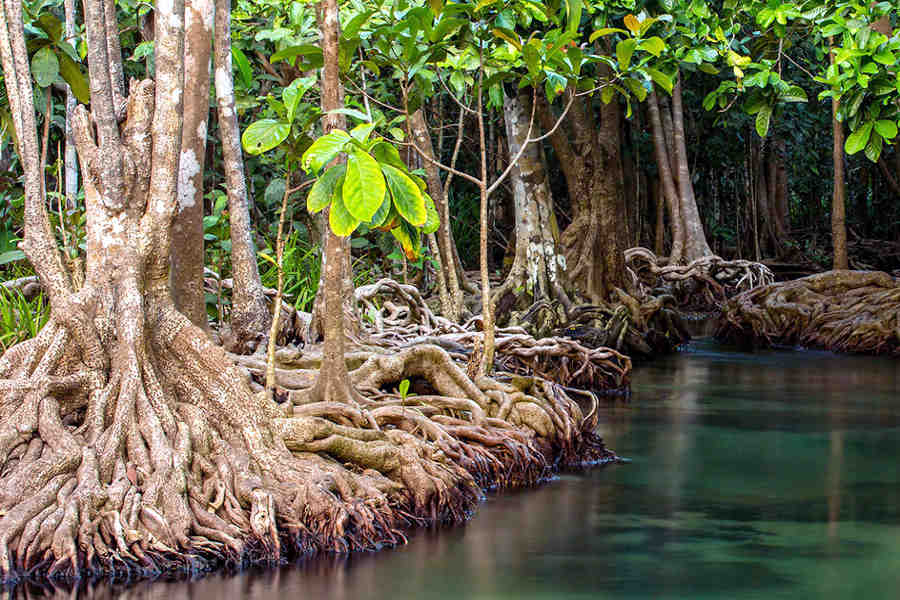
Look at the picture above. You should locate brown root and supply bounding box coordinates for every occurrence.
[0,286,617,585]
[717,270,900,355]
[625,247,774,309]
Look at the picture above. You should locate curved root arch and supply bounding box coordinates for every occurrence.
[625,247,774,307]
[717,270,900,355]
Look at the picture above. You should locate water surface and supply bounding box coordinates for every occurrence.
[19,340,900,599]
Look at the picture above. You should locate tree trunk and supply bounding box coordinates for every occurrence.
[830,45,849,270]
[307,0,359,404]
[214,0,271,348]
[171,0,213,329]
[408,109,463,321]
[63,0,78,213]
[647,89,685,263]
[494,90,570,312]
[538,91,626,303]
[670,79,712,262]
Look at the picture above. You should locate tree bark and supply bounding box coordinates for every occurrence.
[214,0,271,347]
[408,109,463,321]
[670,79,712,261]
[172,0,213,329]
[494,90,570,312]
[830,45,849,270]
[538,91,626,303]
[63,0,78,212]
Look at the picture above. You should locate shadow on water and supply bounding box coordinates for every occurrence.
[10,339,900,600]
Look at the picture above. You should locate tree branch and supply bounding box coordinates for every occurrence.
[0,0,72,302]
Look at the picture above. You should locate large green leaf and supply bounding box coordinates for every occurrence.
[350,122,377,144]
[242,119,290,155]
[638,36,665,57]
[283,76,316,124]
[232,47,253,89]
[845,122,873,155]
[369,192,392,228]
[646,68,673,94]
[307,164,346,214]
[874,119,898,140]
[382,164,426,227]
[301,129,350,173]
[328,187,361,237]
[616,39,637,70]
[422,193,440,235]
[755,104,772,138]
[31,47,59,88]
[370,141,407,170]
[343,150,386,222]
[391,221,422,259]
[57,52,89,104]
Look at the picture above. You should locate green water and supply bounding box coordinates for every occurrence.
[18,340,900,599]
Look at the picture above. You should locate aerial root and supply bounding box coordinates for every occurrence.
[625,247,774,309]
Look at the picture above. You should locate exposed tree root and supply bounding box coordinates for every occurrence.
[348,279,632,390]
[717,270,900,355]
[625,247,774,309]
[0,283,618,586]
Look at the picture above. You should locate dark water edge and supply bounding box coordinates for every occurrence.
[9,339,900,600]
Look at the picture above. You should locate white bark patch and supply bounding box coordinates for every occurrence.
[197,119,207,141]
[178,149,201,210]
[215,67,233,98]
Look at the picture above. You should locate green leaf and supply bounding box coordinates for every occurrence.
[382,164,426,226]
[845,122,873,155]
[283,76,316,123]
[327,107,372,122]
[638,37,665,57]
[328,186,361,237]
[779,85,807,103]
[391,221,422,259]
[57,52,89,104]
[624,78,647,102]
[350,122,378,143]
[265,178,286,207]
[422,193,440,234]
[307,164,346,213]
[398,379,410,398]
[616,39,637,70]
[589,27,627,43]
[523,41,541,78]
[874,119,898,140]
[241,119,290,155]
[0,250,25,265]
[369,192,391,228]
[36,14,62,41]
[865,131,883,163]
[31,47,59,88]
[755,104,772,138]
[370,141,407,170]
[232,47,253,90]
[302,129,351,173]
[565,0,582,35]
[343,150,387,222]
[646,68,673,94]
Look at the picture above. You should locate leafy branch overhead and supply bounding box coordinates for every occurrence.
[301,122,439,259]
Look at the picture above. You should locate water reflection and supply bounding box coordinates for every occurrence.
[10,340,900,600]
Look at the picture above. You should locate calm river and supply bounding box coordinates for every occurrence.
[13,340,900,599]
